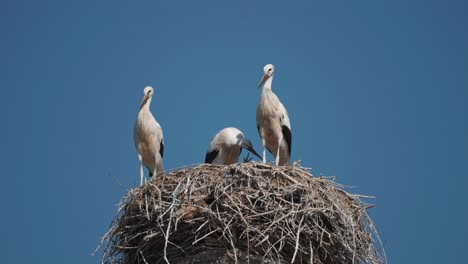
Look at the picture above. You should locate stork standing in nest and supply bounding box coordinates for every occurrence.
[205,127,261,165]
[134,86,164,184]
[256,64,292,166]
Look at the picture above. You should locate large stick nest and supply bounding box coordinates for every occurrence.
[100,162,385,264]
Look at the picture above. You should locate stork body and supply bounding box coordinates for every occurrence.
[134,86,164,184]
[256,64,291,166]
[205,127,261,165]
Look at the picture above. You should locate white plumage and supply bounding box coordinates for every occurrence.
[256,64,292,166]
[205,127,261,165]
[133,86,164,184]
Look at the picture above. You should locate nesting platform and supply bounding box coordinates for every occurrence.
[100,162,384,264]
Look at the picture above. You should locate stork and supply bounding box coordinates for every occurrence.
[256,64,292,166]
[205,127,261,165]
[133,86,164,185]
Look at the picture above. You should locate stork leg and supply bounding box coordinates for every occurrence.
[261,137,267,163]
[276,136,283,166]
[138,154,144,185]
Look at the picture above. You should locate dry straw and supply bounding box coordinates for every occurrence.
[99,162,385,264]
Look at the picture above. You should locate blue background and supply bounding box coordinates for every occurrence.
[2,0,467,263]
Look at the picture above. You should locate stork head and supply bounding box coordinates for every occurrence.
[140,86,154,109]
[143,86,154,97]
[258,64,275,88]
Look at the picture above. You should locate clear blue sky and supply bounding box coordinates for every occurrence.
[1,0,467,263]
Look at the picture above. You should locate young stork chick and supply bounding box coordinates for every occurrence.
[205,127,261,165]
[133,86,164,184]
[256,64,292,166]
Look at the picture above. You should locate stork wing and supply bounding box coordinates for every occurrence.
[149,119,164,158]
[278,102,291,130]
[281,125,292,156]
[205,148,219,164]
[278,102,292,155]
[159,139,164,158]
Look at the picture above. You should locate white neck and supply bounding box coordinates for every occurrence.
[140,97,152,111]
[263,75,273,90]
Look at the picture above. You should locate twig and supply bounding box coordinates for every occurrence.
[291,214,304,263]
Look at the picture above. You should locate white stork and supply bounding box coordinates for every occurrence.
[256,64,292,166]
[205,127,261,165]
[133,86,164,184]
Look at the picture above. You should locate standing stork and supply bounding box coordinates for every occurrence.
[205,127,261,165]
[133,86,164,185]
[256,64,292,166]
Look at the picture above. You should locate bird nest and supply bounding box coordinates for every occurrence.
[99,162,385,264]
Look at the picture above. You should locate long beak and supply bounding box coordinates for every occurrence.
[258,73,268,88]
[139,94,148,109]
[241,139,262,159]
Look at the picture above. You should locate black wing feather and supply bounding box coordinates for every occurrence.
[282,125,292,156]
[205,149,219,164]
[146,166,153,177]
[159,140,164,158]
